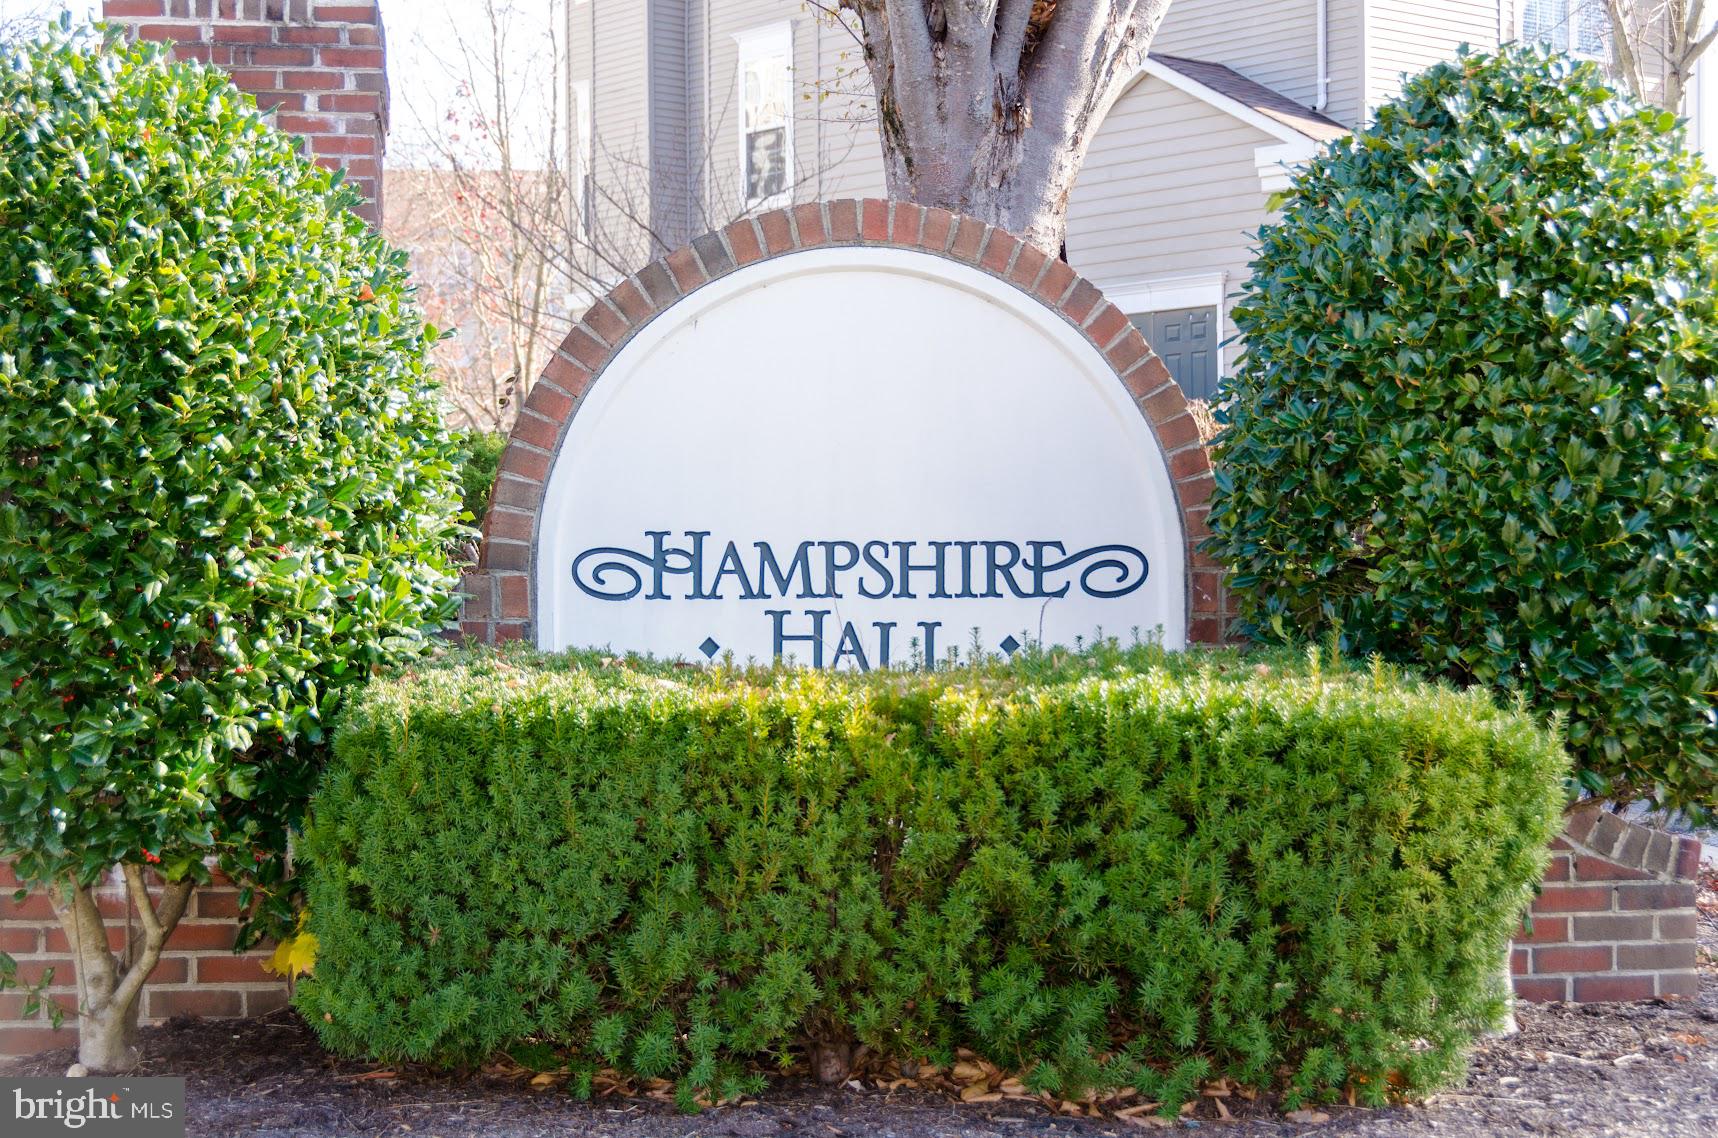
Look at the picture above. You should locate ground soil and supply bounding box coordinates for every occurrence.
[7,872,1715,1138]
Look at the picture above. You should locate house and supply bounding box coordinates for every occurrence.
[566,1,1708,399]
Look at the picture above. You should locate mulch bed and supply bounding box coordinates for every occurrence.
[7,869,1716,1138]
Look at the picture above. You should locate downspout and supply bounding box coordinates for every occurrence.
[1315,0,1329,111]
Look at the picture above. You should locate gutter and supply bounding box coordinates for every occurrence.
[1315,0,1329,111]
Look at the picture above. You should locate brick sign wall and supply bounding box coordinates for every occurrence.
[102,0,388,225]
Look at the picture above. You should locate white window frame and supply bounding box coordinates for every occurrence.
[570,78,593,235]
[1518,0,1611,61]
[1104,272,1230,378]
[734,22,794,211]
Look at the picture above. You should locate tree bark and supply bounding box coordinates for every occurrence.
[838,0,1174,254]
[50,869,194,1073]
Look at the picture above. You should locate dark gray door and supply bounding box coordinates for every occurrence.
[1130,307,1218,400]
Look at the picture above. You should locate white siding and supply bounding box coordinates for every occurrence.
[650,0,696,248]
[1367,0,1503,114]
[808,6,887,200]
[1067,75,1277,365]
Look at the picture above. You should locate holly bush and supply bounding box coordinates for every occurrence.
[298,645,1565,1113]
[1207,46,1718,819]
[0,25,464,898]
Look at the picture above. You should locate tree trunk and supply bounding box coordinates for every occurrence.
[839,0,1174,254]
[50,868,195,1074]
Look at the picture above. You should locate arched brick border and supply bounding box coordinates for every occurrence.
[458,198,1225,648]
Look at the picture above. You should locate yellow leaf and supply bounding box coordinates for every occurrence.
[265,911,319,980]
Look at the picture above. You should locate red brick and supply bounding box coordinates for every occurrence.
[563,326,609,371]
[1062,279,1102,325]
[541,351,592,397]
[283,70,344,90]
[950,217,985,262]
[1008,242,1049,289]
[664,246,704,293]
[1510,947,1529,975]
[1188,617,1221,645]
[494,622,527,644]
[861,199,889,241]
[1616,942,1697,971]
[0,891,54,920]
[1106,332,1150,375]
[1574,855,1651,881]
[1152,413,1202,453]
[9,958,73,987]
[207,24,273,45]
[458,621,491,645]
[1143,381,1189,425]
[135,23,192,43]
[0,862,19,887]
[725,219,764,266]
[1571,912,1654,941]
[828,199,859,241]
[485,509,534,544]
[317,93,383,112]
[1542,853,1571,883]
[890,204,923,246]
[1676,837,1701,879]
[1657,971,1701,997]
[979,231,1017,274]
[319,47,385,69]
[484,541,529,572]
[308,133,376,155]
[1035,257,1076,304]
[0,929,38,953]
[1532,944,1612,973]
[580,300,628,349]
[105,0,165,15]
[758,210,793,254]
[1178,475,1215,508]
[246,987,291,1015]
[1171,446,1210,483]
[275,113,337,134]
[0,1026,74,1056]
[314,4,381,21]
[252,92,306,111]
[511,411,558,451]
[920,208,955,250]
[239,47,317,67]
[498,445,550,484]
[459,577,493,621]
[792,203,827,246]
[1514,915,1568,944]
[1615,883,1696,910]
[491,478,545,513]
[608,279,655,326]
[1531,884,1614,913]
[1513,977,1568,1002]
[524,380,574,424]
[147,988,242,1019]
[499,576,529,620]
[280,26,343,45]
[1086,302,1128,348]
[164,922,235,951]
[1657,912,1698,940]
[195,954,275,984]
[1572,974,1654,1002]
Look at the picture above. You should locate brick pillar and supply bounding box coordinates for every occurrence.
[102,0,389,227]
[1512,804,1704,1002]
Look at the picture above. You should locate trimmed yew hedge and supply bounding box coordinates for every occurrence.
[296,646,1565,1112]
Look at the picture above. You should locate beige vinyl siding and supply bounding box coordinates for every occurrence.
[807,7,887,200]
[571,0,656,274]
[1325,0,1366,127]
[1153,0,1323,108]
[649,0,696,248]
[1367,0,1503,113]
[1066,75,1277,365]
[701,0,812,221]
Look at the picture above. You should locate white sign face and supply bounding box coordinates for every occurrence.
[535,247,1187,667]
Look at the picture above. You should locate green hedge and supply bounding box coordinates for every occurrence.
[297,646,1565,1112]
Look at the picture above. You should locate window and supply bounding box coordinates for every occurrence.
[1522,0,1610,59]
[737,23,792,208]
[571,79,593,234]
